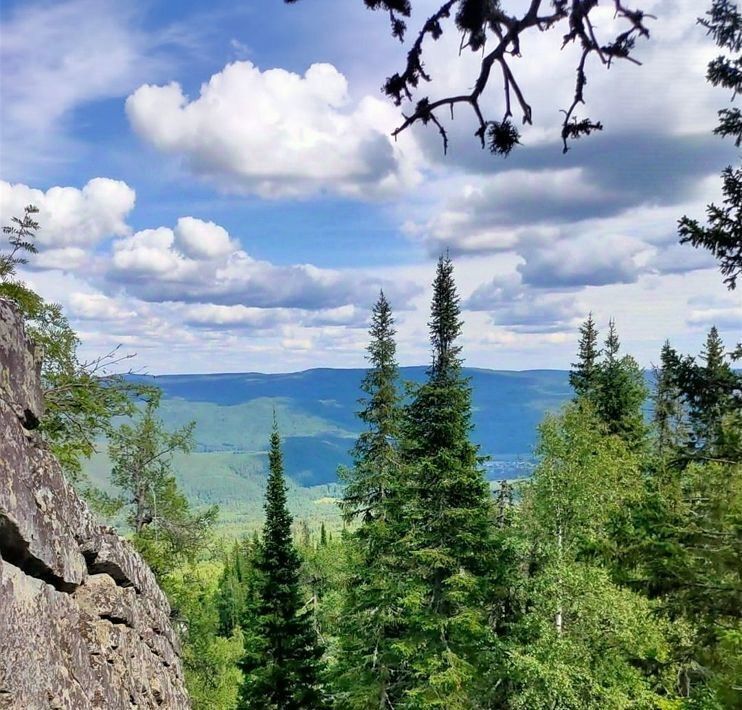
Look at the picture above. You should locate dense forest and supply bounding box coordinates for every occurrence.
[1,0,741,707]
[2,219,740,706]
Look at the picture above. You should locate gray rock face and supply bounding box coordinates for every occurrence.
[0,299,190,709]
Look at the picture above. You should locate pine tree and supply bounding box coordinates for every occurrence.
[238,421,326,709]
[594,319,648,449]
[653,341,688,459]
[569,313,600,400]
[683,326,740,454]
[340,291,401,525]
[397,254,498,708]
[216,538,260,638]
[334,291,407,708]
[613,329,741,704]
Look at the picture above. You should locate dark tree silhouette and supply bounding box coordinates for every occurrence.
[679,0,741,288]
[286,0,652,155]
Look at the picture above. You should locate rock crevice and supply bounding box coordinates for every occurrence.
[0,299,190,709]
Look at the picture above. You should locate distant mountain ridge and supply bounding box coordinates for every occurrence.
[133,366,573,473]
[84,368,574,531]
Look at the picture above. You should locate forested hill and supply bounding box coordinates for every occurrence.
[130,367,573,482]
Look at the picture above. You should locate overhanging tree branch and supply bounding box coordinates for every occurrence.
[287,0,652,155]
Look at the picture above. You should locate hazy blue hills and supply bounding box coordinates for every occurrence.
[136,367,572,477]
[84,367,573,532]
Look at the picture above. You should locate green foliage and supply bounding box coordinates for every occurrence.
[593,319,648,450]
[394,254,499,708]
[340,291,401,525]
[621,455,741,704]
[507,563,676,710]
[569,317,649,451]
[0,204,43,317]
[164,562,244,710]
[613,329,741,705]
[679,165,742,289]
[299,534,346,661]
[653,341,689,458]
[527,403,642,555]
[238,422,327,709]
[678,326,740,457]
[216,537,261,638]
[569,313,600,401]
[508,404,677,709]
[28,303,144,484]
[679,0,741,289]
[701,0,742,137]
[108,394,217,577]
[333,291,409,708]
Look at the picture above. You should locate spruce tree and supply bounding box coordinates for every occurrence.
[653,341,688,459]
[594,319,648,449]
[334,291,407,708]
[398,254,498,708]
[569,312,600,400]
[216,538,260,638]
[683,326,739,454]
[340,291,401,524]
[627,331,742,704]
[238,421,326,709]
[678,1,742,289]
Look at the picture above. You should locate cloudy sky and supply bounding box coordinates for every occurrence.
[0,0,739,374]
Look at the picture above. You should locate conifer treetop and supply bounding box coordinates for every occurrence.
[264,417,292,545]
[604,317,621,361]
[570,312,600,399]
[429,253,464,377]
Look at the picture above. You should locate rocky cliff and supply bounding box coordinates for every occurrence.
[0,299,190,709]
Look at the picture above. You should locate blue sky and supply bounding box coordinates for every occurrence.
[0,0,739,373]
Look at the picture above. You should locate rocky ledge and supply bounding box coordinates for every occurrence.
[0,299,190,709]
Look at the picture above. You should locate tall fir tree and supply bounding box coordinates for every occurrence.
[334,291,407,708]
[682,326,740,455]
[653,341,688,459]
[569,313,600,400]
[216,537,260,638]
[594,319,648,449]
[611,331,741,705]
[397,254,498,708]
[238,420,326,709]
[340,291,401,525]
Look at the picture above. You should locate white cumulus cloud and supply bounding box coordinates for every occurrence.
[174,217,237,260]
[0,178,135,253]
[69,292,137,321]
[106,217,419,311]
[126,61,422,198]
